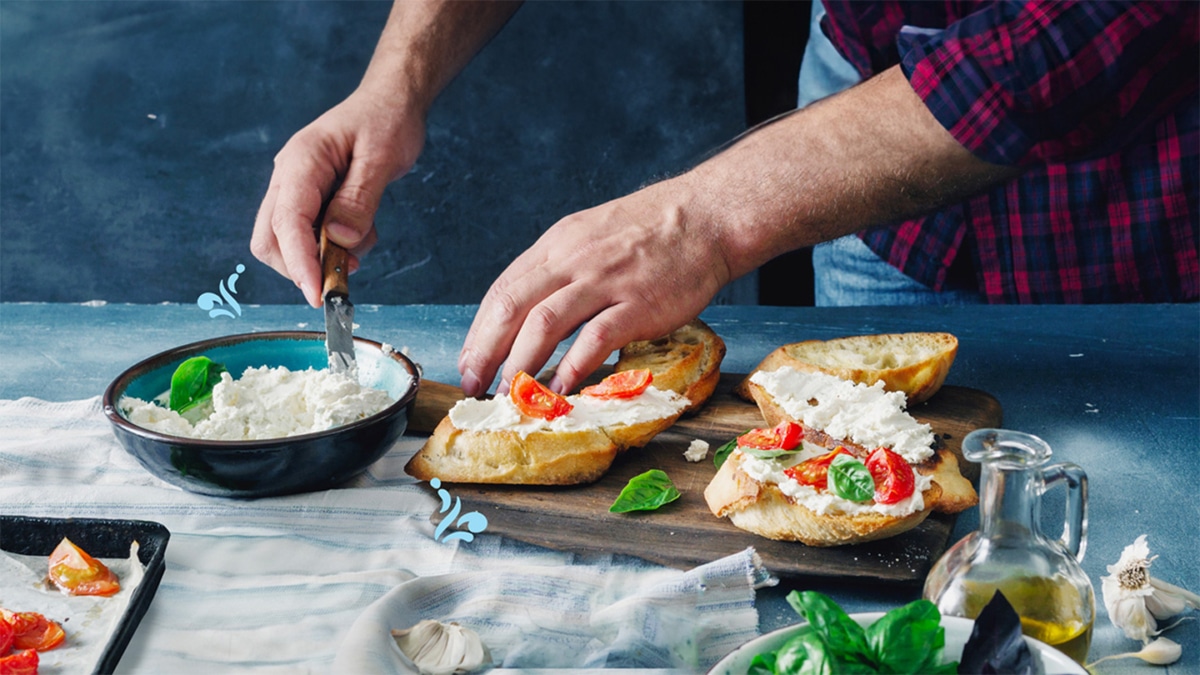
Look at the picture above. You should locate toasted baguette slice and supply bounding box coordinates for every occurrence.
[405,386,689,485]
[744,376,977,515]
[735,333,957,405]
[704,452,941,546]
[615,319,726,413]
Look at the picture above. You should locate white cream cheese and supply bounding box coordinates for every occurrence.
[736,447,932,517]
[120,365,396,441]
[448,385,688,438]
[748,367,935,463]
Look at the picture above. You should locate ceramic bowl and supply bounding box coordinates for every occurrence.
[102,331,419,498]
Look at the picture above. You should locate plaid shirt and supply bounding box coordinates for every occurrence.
[822,0,1199,303]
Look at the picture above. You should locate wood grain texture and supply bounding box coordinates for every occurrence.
[413,373,1002,583]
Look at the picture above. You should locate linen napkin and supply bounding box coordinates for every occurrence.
[0,397,772,673]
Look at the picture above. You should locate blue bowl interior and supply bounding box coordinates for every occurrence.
[119,335,414,405]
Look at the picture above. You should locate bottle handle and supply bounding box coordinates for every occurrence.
[1041,462,1089,561]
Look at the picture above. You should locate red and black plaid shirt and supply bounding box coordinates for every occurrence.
[822,0,1199,303]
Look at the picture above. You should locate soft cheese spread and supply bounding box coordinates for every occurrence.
[120,366,396,441]
[449,385,688,438]
[736,443,933,517]
[748,367,935,463]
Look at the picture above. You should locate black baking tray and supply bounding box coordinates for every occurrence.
[0,515,170,675]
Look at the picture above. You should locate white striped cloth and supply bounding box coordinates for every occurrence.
[0,397,773,674]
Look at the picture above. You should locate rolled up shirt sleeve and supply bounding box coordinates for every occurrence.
[898,1,1199,166]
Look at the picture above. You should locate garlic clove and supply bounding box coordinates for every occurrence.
[1088,637,1183,668]
[392,619,491,675]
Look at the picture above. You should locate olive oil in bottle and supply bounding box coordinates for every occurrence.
[960,575,1094,664]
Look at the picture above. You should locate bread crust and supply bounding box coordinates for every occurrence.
[704,453,941,547]
[735,332,958,405]
[615,319,726,413]
[406,416,620,485]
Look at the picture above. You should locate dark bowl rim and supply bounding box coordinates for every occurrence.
[101,330,420,450]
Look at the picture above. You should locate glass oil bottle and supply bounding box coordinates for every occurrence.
[924,428,1094,664]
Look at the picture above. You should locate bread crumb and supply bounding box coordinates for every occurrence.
[684,439,710,462]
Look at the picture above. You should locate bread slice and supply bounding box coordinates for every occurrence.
[704,452,942,546]
[405,386,689,485]
[614,319,726,413]
[743,374,977,515]
[735,332,957,405]
[704,365,978,547]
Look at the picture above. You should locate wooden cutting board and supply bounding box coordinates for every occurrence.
[408,373,1001,583]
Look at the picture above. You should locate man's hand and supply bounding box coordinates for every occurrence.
[458,176,733,397]
[457,66,1018,397]
[250,0,522,307]
[251,90,424,307]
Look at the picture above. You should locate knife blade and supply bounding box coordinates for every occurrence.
[320,223,356,375]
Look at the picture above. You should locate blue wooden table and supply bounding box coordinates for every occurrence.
[2,302,1197,672]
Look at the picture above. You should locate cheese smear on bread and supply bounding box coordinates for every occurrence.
[749,367,935,463]
[449,385,688,438]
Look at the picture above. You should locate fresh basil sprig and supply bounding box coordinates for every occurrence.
[827,454,875,502]
[761,591,957,674]
[168,356,227,418]
[609,469,681,513]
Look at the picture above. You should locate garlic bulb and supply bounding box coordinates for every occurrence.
[391,620,491,675]
[1100,535,1199,643]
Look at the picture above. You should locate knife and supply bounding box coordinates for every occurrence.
[320,223,356,375]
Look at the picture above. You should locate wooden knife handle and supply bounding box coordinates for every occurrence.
[319,225,350,297]
[409,379,472,435]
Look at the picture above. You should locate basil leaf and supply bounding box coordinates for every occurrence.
[827,454,874,502]
[609,469,681,513]
[746,652,776,675]
[169,356,227,415]
[867,598,946,671]
[786,591,871,663]
[713,434,743,469]
[774,630,836,675]
[957,591,1031,675]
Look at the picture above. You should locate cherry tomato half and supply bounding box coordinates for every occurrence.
[784,446,853,491]
[738,421,804,451]
[48,537,120,597]
[581,369,653,399]
[510,371,574,421]
[866,447,916,505]
[0,616,13,655]
[1,611,64,653]
[0,649,39,675]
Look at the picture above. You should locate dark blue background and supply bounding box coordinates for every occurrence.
[2,1,769,306]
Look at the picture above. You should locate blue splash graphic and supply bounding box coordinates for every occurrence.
[430,477,489,543]
[197,264,245,318]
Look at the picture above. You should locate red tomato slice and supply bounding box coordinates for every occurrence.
[0,616,13,655]
[2,611,64,653]
[0,649,39,675]
[738,421,804,451]
[866,447,916,504]
[47,537,121,597]
[510,371,573,421]
[784,446,853,490]
[580,369,653,399]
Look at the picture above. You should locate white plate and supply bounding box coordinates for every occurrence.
[708,612,1087,674]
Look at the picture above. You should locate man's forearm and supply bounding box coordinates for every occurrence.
[359,0,523,116]
[686,65,1021,279]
